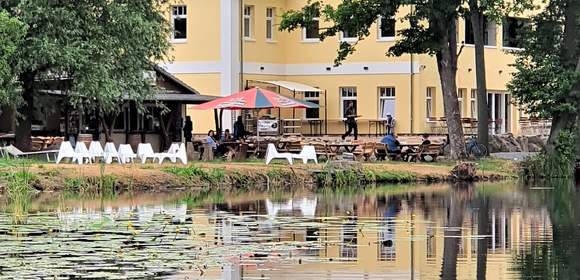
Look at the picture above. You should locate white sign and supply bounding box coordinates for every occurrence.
[257,120,279,133]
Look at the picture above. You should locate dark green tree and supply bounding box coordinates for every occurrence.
[280,0,472,158]
[0,10,25,106]
[0,0,171,150]
[508,0,579,177]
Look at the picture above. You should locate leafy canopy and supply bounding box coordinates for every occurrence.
[0,0,172,115]
[0,10,25,106]
[508,0,580,119]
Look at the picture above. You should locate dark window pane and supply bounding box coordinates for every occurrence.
[380,18,396,37]
[503,17,527,48]
[464,17,474,44]
[306,100,320,119]
[305,21,319,39]
[174,18,187,39]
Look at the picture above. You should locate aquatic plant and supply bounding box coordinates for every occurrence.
[164,165,226,187]
[63,165,117,197]
[3,167,36,224]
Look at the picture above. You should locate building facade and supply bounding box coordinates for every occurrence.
[161,0,528,136]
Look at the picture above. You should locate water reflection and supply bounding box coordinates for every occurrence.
[0,181,577,279]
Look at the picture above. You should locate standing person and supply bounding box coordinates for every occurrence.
[386,114,395,135]
[183,116,193,143]
[342,101,359,140]
[233,116,247,140]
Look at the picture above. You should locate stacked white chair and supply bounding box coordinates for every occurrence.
[88,141,104,162]
[103,142,120,164]
[137,143,158,164]
[157,143,187,165]
[292,145,318,164]
[118,144,137,164]
[73,142,92,164]
[56,141,76,164]
[265,143,293,165]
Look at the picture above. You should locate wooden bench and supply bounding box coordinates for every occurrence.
[310,142,336,161]
[374,143,401,161]
[407,143,443,162]
[353,142,376,161]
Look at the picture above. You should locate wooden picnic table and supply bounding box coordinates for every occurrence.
[327,142,360,153]
[219,141,248,161]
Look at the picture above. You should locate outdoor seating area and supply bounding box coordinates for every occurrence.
[191,134,446,164]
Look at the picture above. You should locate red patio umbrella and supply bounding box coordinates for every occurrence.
[191,87,319,110]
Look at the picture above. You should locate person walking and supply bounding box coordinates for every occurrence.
[342,101,359,140]
[183,116,193,143]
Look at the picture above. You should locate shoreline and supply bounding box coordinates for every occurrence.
[0,159,518,193]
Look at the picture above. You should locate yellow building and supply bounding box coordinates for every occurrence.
[160,0,528,136]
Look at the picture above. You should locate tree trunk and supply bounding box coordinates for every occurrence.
[468,1,489,151]
[436,19,467,160]
[476,198,490,280]
[440,190,465,280]
[15,73,35,152]
[100,113,116,143]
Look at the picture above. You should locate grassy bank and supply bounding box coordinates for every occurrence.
[0,157,517,193]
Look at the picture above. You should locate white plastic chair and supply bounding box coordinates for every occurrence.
[265,143,293,165]
[137,143,158,164]
[157,143,187,165]
[103,142,120,164]
[88,141,104,161]
[292,145,318,164]
[118,144,137,164]
[55,141,76,164]
[73,142,92,164]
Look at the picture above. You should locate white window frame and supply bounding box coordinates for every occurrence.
[378,87,396,120]
[266,7,275,41]
[426,87,434,119]
[171,5,187,43]
[458,88,466,117]
[377,16,396,41]
[304,91,320,120]
[302,16,320,42]
[470,89,477,118]
[244,6,253,39]
[340,28,357,43]
[340,87,357,119]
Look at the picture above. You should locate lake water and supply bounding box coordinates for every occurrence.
[0,181,579,280]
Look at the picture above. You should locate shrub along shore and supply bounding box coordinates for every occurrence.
[0,158,517,194]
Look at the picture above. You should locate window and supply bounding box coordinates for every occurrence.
[378,16,396,39]
[303,10,320,41]
[341,28,357,42]
[471,89,477,118]
[171,6,187,41]
[503,17,529,48]
[244,6,253,39]
[304,91,320,119]
[464,16,497,46]
[378,87,396,119]
[340,87,357,119]
[266,8,275,40]
[426,87,435,118]
[458,88,466,117]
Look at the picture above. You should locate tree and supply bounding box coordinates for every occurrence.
[508,0,579,177]
[280,0,468,159]
[0,10,25,106]
[0,0,171,151]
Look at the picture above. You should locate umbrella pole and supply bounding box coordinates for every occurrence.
[256,109,260,155]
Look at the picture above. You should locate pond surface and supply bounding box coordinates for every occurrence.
[0,181,579,280]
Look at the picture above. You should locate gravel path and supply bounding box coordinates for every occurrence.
[491,152,538,161]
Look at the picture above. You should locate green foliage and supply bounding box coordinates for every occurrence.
[520,131,576,178]
[508,1,580,119]
[164,165,226,187]
[0,0,172,116]
[0,10,25,105]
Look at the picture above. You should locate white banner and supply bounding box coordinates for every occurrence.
[257,120,279,133]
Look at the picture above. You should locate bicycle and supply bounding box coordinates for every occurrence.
[441,135,488,158]
[466,135,488,158]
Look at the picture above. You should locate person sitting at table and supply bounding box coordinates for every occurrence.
[220,129,232,142]
[380,133,402,159]
[207,130,218,150]
[421,134,431,145]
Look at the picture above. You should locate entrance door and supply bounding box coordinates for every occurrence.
[487,92,511,135]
